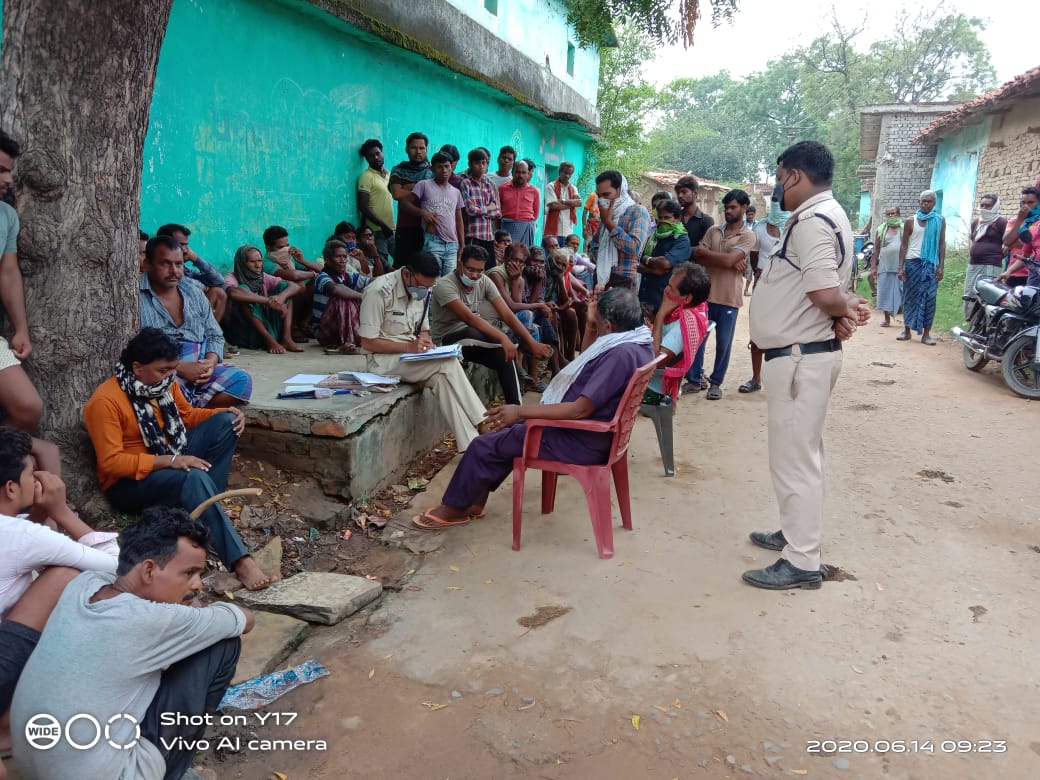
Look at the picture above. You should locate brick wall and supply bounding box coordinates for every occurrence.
[870,110,950,227]
[976,98,1040,211]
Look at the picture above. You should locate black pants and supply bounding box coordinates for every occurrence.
[394,227,425,267]
[465,237,497,268]
[106,414,248,569]
[140,637,241,780]
[442,326,522,405]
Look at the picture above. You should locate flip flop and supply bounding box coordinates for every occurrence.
[412,510,471,531]
[879,321,891,327]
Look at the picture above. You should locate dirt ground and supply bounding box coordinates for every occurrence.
[199,311,1039,780]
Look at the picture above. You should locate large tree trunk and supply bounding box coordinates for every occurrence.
[0,0,172,515]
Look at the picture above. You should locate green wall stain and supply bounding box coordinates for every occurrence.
[140,0,593,269]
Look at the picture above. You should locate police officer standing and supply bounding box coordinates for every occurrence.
[743,141,870,590]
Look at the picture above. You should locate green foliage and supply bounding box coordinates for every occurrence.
[563,0,739,50]
[586,26,656,186]
[627,3,997,220]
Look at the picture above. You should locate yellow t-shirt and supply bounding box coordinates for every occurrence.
[357,168,395,231]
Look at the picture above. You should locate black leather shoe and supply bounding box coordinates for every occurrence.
[742,558,822,590]
[749,529,786,551]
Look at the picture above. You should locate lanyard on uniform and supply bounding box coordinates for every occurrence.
[415,292,431,337]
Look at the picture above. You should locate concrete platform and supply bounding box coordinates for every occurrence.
[230,349,451,500]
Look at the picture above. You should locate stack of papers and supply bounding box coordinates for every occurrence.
[283,373,333,385]
[337,371,401,387]
[399,344,462,362]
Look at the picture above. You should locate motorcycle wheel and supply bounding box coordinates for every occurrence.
[1000,335,1040,399]
[962,345,988,371]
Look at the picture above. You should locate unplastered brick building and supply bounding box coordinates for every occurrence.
[858,103,963,234]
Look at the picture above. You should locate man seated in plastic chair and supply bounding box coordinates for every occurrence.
[641,263,712,476]
[413,287,653,529]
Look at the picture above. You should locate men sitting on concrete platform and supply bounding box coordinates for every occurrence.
[360,250,487,451]
[84,328,270,591]
[263,225,319,339]
[430,245,550,405]
[11,507,253,780]
[140,235,252,408]
[155,223,228,324]
[0,426,119,759]
[328,221,385,277]
[314,239,373,354]
[223,245,305,354]
[414,287,653,529]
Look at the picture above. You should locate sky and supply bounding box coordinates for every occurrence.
[646,0,1033,87]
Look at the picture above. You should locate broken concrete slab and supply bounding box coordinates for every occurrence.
[236,571,383,625]
[232,611,310,685]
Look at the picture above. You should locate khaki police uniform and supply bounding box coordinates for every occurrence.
[748,190,852,571]
[360,270,485,450]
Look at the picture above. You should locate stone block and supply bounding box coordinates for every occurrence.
[232,611,310,685]
[236,572,383,625]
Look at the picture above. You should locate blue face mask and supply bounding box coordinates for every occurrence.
[458,273,478,288]
[403,271,429,301]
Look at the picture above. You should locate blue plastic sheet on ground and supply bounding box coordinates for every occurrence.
[219,659,330,711]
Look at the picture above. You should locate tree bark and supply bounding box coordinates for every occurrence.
[0,0,172,515]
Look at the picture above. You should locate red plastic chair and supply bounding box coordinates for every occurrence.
[511,354,666,559]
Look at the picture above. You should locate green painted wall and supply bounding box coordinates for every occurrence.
[140,0,592,269]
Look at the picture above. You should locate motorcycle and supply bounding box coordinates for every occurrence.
[855,240,875,295]
[951,277,1040,398]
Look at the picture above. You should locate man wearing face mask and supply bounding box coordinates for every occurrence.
[360,251,488,450]
[588,170,652,288]
[743,141,870,591]
[430,245,551,405]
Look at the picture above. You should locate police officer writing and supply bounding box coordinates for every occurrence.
[743,141,870,590]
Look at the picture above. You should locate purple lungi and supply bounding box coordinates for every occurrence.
[441,341,653,510]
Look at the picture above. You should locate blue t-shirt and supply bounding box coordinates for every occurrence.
[0,201,18,254]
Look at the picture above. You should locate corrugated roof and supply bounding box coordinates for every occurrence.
[914,66,1040,143]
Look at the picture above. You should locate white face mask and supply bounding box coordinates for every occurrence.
[597,197,612,209]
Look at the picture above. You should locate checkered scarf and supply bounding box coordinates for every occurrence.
[114,361,187,455]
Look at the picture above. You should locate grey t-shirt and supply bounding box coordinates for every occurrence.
[430,273,500,342]
[12,571,246,780]
[0,201,18,255]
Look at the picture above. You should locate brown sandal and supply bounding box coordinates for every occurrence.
[412,510,471,531]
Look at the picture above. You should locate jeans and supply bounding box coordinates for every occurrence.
[424,234,459,277]
[106,414,249,568]
[687,303,739,387]
[140,637,241,780]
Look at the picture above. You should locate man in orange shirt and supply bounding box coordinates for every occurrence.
[498,160,540,246]
[84,328,272,590]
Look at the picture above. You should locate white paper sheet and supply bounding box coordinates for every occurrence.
[283,373,332,384]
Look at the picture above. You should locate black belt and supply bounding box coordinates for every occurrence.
[762,338,842,362]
